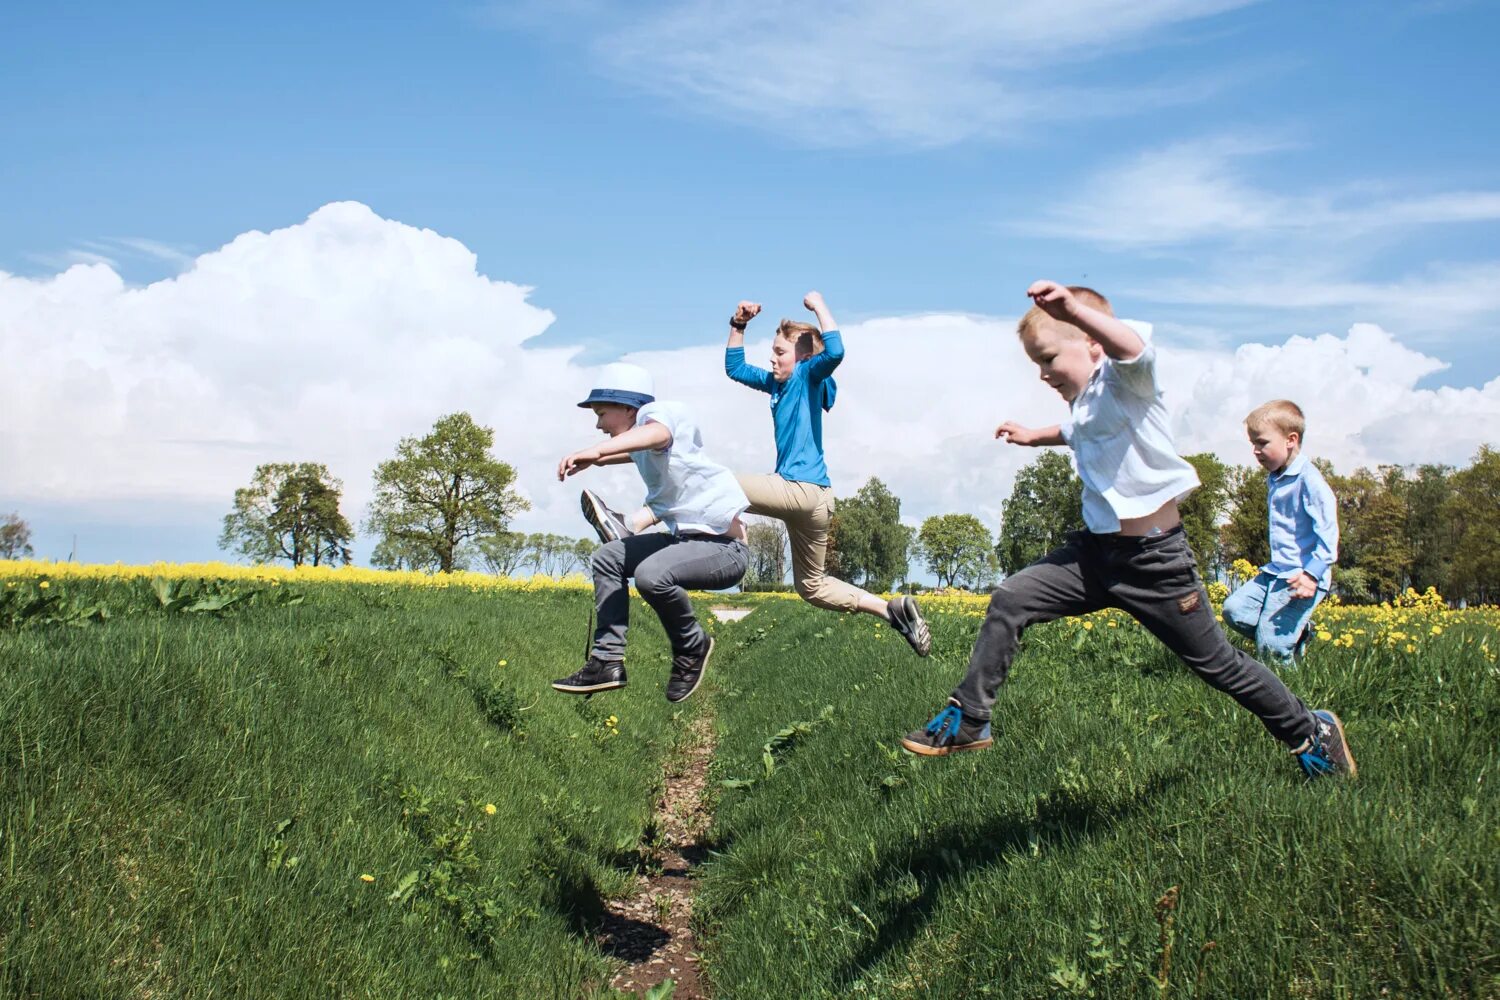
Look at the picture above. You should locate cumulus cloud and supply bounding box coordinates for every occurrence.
[2,203,1496,563]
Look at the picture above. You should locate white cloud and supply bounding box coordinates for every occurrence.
[504,0,1257,146]
[2,203,1497,563]
[1027,135,1500,248]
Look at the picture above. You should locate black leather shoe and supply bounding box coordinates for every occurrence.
[552,657,627,694]
[666,637,714,703]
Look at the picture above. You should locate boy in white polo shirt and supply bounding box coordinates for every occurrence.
[901,282,1355,780]
[553,363,749,703]
[1222,399,1339,662]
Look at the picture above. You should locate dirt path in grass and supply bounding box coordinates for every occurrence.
[597,710,716,998]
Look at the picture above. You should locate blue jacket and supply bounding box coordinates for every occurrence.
[724,330,843,487]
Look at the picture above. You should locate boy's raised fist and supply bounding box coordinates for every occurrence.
[733,301,761,326]
[1026,280,1076,320]
[803,291,826,313]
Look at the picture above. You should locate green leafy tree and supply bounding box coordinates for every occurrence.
[1220,465,1269,570]
[919,514,997,590]
[371,535,443,572]
[1327,464,1410,602]
[828,477,909,592]
[219,463,353,567]
[1178,453,1232,577]
[746,518,789,586]
[524,532,580,577]
[568,538,595,576]
[1399,464,1457,595]
[0,513,34,559]
[475,530,530,577]
[997,451,1083,575]
[366,413,529,573]
[1443,445,1500,604]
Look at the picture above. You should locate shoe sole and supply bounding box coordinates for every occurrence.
[1316,710,1358,779]
[893,597,932,657]
[551,678,627,694]
[580,490,625,545]
[667,637,713,703]
[899,735,993,757]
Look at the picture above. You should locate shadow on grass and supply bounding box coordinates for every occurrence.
[835,769,1185,988]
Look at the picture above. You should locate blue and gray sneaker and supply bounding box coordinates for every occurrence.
[901,698,993,756]
[581,489,632,545]
[1294,709,1357,779]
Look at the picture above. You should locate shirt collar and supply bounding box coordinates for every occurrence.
[1271,452,1308,482]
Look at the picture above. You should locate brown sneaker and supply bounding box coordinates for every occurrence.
[901,698,993,756]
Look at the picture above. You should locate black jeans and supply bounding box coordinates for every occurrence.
[951,528,1316,747]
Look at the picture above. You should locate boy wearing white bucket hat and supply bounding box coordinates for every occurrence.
[553,362,749,703]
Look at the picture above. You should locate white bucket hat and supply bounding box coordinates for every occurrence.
[577,362,656,409]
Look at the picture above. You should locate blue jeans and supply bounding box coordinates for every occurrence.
[1222,572,1327,662]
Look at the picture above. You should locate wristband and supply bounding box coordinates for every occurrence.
[730,318,748,331]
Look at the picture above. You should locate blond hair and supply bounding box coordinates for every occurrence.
[1245,399,1306,439]
[1016,286,1114,340]
[777,319,825,357]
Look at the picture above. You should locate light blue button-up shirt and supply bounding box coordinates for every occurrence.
[1264,453,1339,585]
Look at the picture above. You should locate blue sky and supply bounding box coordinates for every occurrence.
[3,1,1499,565]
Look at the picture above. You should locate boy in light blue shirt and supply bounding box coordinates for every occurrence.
[1222,400,1340,662]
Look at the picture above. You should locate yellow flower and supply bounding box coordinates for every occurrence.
[359,873,375,883]
[1082,621,1094,630]
[1430,625,1442,636]
[497,659,508,667]
[1316,630,1333,641]
[1405,644,1417,653]
[607,715,618,725]
[38,581,49,590]
[1108,620,1119,627]
[483,803,497,816]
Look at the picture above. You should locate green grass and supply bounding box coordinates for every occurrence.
[0,579,701,998]
[696,603,1500,998]
[2,578,1496,998]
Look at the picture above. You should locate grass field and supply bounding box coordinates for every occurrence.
[1,562,1496,998]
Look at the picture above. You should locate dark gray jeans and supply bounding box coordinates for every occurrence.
[591,532,748,662]
[952,528,1317,747]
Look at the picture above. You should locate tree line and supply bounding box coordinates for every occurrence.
[822,445,1500,606]
[4,411,1494,604]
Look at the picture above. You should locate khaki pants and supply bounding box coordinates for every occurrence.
[737,473,870,613]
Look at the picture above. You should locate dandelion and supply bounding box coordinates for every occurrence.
[38,581,49,590]
[607,715,618,726]
[1083,621,1094,630]
[498,659,508,667]
[359,873,375,883]
[1317,630,1333,642]
[1405,644,1417,653]
[1430,625,1443,636]
[1108,620,1119,627]
[483,803,497,816]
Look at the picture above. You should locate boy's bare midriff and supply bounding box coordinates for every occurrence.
[1115,500,1183,537]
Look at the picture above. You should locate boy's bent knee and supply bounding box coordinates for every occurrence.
[590,540,627,576]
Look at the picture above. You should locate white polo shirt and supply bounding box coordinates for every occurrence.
[1059,340,1200,534]
[632,401,749,536]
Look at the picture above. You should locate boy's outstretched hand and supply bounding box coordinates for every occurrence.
[803,290,826,313]
[995,421,1049,446]
[1027,280,1077,320]
[557,447,603,481]
[733,301,761,326]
